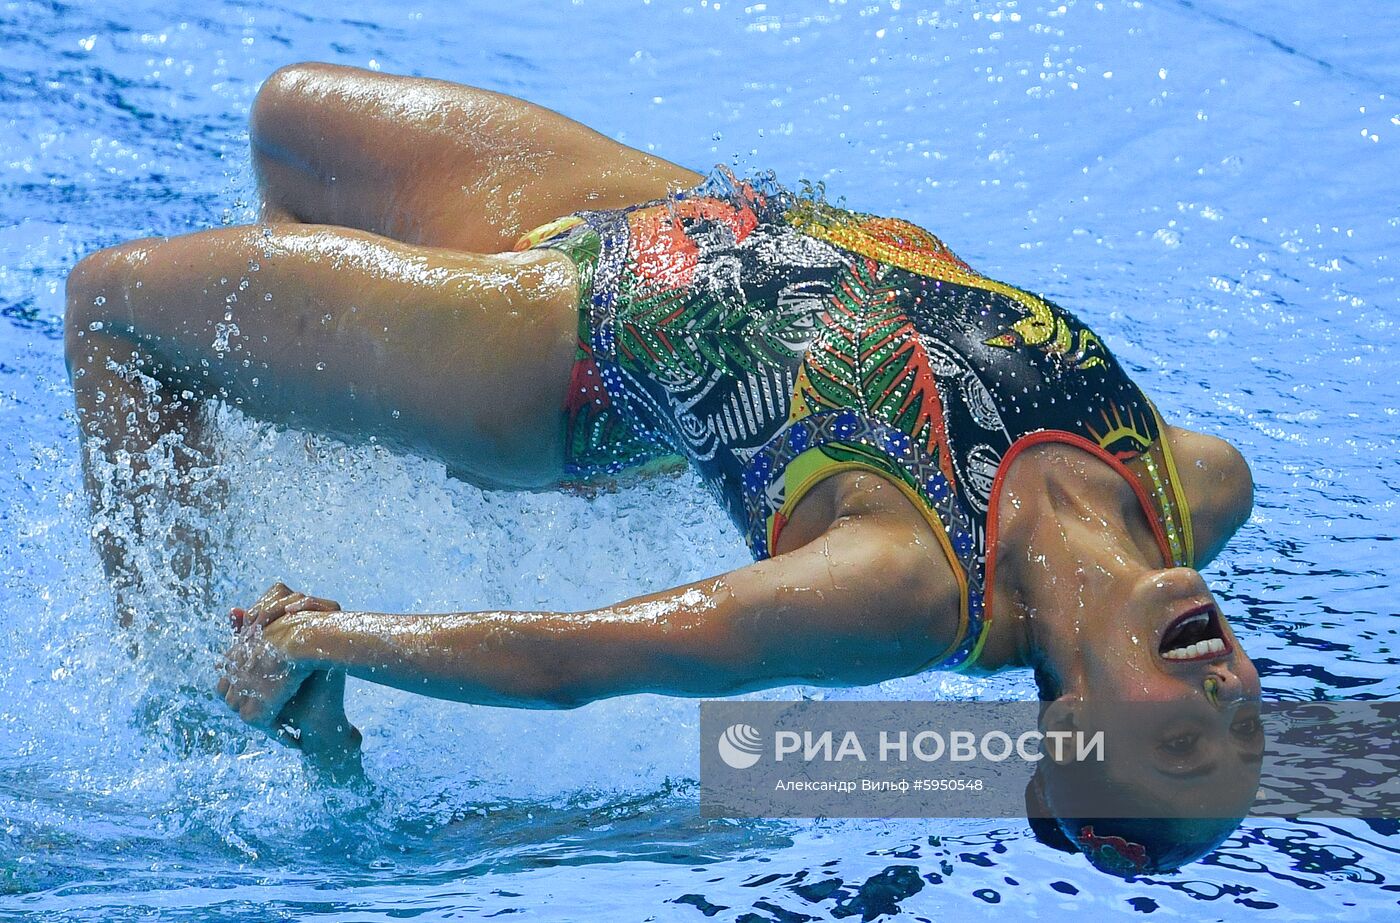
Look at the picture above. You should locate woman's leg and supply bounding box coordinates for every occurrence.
[249,62,703,251]
[65,223,579,621]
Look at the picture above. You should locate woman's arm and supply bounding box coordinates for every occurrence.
[219,511,953,729]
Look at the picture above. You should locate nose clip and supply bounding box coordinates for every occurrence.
[1203,675,1221,708]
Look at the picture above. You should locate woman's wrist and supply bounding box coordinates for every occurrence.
[272,609,341,669]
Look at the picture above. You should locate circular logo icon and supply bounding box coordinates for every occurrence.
[717,723,764,769]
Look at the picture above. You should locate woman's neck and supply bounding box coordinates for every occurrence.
[977,444,1165,674]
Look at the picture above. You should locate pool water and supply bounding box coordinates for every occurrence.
[2,0,1398,919]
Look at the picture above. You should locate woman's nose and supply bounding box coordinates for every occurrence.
[1205,666,1248,708]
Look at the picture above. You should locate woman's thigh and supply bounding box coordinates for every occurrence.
[251,63,704,252]
[66,224,581,487]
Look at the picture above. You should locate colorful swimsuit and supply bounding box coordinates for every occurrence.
[516,168,1195,671]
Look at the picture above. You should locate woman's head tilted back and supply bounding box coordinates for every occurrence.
[1025,566,1264,875]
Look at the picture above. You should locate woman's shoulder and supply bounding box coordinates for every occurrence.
[1163,425,1255,566]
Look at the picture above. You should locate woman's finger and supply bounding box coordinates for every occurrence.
[251,590,340,628]
[244,585,294,625]
[285,596,339,615]
[240,601,275,630]
[254,582,293,607]
[252,595,305,629]
[246,581,294,616]
[243,597,296,632]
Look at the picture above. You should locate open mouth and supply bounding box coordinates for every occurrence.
[1158,604,1230,662]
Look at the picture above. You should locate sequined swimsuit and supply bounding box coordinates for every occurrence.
[516,169,1195,671]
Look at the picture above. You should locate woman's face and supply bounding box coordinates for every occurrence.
[1044,569,1266,826]
[1077,566,1262,707]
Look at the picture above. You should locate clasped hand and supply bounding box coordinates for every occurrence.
[216,582,341,743]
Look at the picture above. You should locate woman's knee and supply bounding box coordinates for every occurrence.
[250,63,396,221]
[66,246,125,346]
[64,241,157,369]
[250,63,371,161]
[250,63,321,156]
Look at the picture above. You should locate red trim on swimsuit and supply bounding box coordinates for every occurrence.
[982,430,1176,650]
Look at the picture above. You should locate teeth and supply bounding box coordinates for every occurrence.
[1163,637,1227,660]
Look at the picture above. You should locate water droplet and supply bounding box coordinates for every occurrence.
[212,322,240,353]
[88,320,104,331]
[315,361,326,371]
[93,295,106,306]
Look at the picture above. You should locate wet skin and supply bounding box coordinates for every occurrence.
[63,64,1258,766]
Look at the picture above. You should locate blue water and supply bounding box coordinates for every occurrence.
[2,0,1398,919]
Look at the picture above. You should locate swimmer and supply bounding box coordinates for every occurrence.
[64,64,1261,873]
